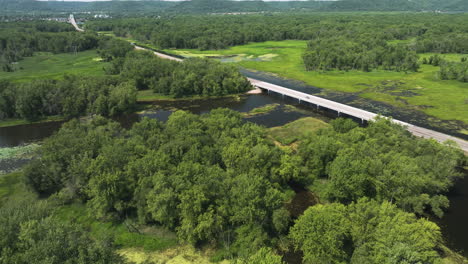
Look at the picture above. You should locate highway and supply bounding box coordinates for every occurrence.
[69,14,84,32]
[134,46,183,62]
[248,78,468,152]
[69,16,468,152]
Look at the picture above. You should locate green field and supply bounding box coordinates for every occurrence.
[269,116,330,145]
[168,41,468,126]
[0,50,107,83]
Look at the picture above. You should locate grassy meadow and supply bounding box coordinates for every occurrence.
[268,116,330,145]
[0,50,107,83]
[167,41,468,126]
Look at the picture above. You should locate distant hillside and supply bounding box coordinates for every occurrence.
[0,0,176,15]
[0,0,467,15]
[325,0,466,11]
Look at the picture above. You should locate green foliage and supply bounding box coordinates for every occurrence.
[0,76,137,121]
[330,118,358,134]
[236,247,285,264]
[120,51,251,97]
[439,61,468,83]
[290,203,350,264]
[0,21,99,70]
[25,109,289,257]
[0,198,127,264]
[303,38,419,72]
[291,199,443,264]
[298,118,465,217]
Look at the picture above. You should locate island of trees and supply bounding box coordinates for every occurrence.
[0,109,462,263]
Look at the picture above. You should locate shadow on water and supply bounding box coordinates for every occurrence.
[281,183,319,264]
[0,94,332,147]
[437,168,468,257]
[0,121,64,148]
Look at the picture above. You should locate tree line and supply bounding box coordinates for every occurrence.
[117,51,251,97]
[0,27,251,121]
[0,21,100,72]
[0,197,127,264]
[0,76,137,121]
[86,13,468,53]
[423,55,468,83]
[22,110,466,262]
[303,37,419,72]
[86,13,468,74]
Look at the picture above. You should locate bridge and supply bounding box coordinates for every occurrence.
[68,16,468,152]
[248,78,468,152]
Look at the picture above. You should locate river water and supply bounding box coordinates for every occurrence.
[0,72,467,259]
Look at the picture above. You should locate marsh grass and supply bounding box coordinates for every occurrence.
[268,117,330,145]
[0,50,107,83]
[170,41,468,124]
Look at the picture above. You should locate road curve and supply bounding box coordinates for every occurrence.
[69,17,468,152]
[69,14,84,32]
[134,46,183,62]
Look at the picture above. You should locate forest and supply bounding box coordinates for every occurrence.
[8,110,463,263]
[0,13,467,264]
[0,21,100,71]
[0,21,250,122]
[87,13,468,73]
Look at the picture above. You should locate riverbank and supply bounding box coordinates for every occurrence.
[0,116,64,128]
[165,40,468,130]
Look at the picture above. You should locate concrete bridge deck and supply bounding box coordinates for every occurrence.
[248,78,468,152]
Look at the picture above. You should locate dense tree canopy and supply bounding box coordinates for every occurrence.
[118,50,251,96]
[290,199,442,264]
[24,110,290,257]
[22,112,466,262]
[0,198,127,264]
[0,21,100,71]
[303,38,419,72]
[0,76,137,120]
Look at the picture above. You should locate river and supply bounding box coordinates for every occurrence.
[0,80,467,260]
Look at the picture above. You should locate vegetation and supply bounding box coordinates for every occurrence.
[1,11,468,264]
[1,0,468,16]
[291,199,443,264]
[0,21,99,72]
[94,13,468,125]
[244,103,280,117]
[117,51,251,97]
[0,197,127,264]
[303,37,419,72]
[0,21,250,125]
[13,110,464,263]
[171,40,468,125]
[0,50,108,83]
[269,117,330,145]
[0,76,137,121]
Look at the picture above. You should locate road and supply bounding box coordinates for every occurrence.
[134,46,183,62]
[68,14,84,32]
[69,17,468,152]
[248,78,468,152]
